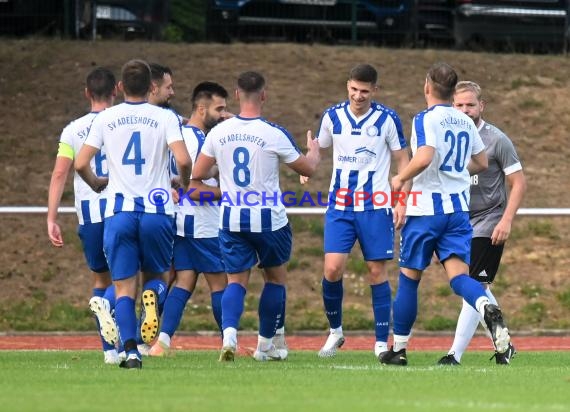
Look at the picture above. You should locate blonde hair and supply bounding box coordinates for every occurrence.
[455,81,482,101]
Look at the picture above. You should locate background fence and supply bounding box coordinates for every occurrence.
[1,1,568,52]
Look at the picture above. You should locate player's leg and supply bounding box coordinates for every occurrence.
[149,234,198,357]
[252,225,291,361]
[441,237,493,365]
[319,209,357,357]
[356,209,394,358]
[218,229,256,361]
[197,237,227,334]
[380,215,438,366]
[440,213,511,355]
[470,240,514,363]
[79,222,119,363]
[139,213,175,347]
[261,270,287,351]
[104,212,142,368]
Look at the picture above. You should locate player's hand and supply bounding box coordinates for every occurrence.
[47,221,64,247]
[172,188,180,204]
[300,175,310,185]
[391,175,404,192]
[93,177,109,193]
[306,130,319,153]
[393,203,406,229]
[491,219,511,245]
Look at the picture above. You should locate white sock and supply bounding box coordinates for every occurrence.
[222,327,238,348]
[257,335,273,352]
[275,326,285,335]
[475,296,490,315]
[485,287,498,305]
[479,287,499,336]
[449,299,481,361]
[393,334,410,352]
[375,341,388,353]
[158,332,171,348]
[331,326,343,336]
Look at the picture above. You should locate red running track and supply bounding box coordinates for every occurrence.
[1,334,569,352]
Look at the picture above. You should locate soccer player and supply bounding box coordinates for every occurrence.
[438,81,526,366]
[380,62,512,366]
[191,71,320,362]
[309,63,410,359]
[149,81,230,357]
[47,67,119,364]
[75,59,192,369]
[149,62,188,125]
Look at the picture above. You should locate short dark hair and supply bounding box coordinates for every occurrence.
[427,62,458,100]
[237,71,265,94]
[191,81,228,111]
[121,59,151,97]
[349,64,377,84]
[149,63,173,83]
[86,67,116,101]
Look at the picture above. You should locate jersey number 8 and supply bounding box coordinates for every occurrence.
[233,146,251,187]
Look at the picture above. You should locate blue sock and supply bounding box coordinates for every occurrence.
[450,274,487,310]
[210,290,224,332]
[143,278,168,314]
[92,288,114,351]
[103,285,116,310]
[258,283,285,338]
[221,283,246,330]
[393,273,420,336]
[371,281,391,342]
[277,287,286,330]
[322,278,343,329]
[115,296,137,349]
[161,287,192,337]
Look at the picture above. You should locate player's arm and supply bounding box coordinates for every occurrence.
[467,150,488,175]
[189,152,221,200]
[289,130,321,179]
[75,144,108,193]
[169,140,192,189]
[391,146,434,192]
[492,169,526,245]
[391,148,411,229]
[47,145,74,247]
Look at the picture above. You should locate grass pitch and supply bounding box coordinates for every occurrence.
[0,350,568,412]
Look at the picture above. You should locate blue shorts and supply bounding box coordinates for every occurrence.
[173,236,225,274]
[324,208,394,260]
[104,212,175,281]
[218,224,292,274]
[77,222,108,273]
[399,212,472,271]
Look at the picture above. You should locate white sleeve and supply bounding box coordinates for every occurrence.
[276,130,301,164]
[165,111,183,145]
[471,128,485,155]
[200,131,215,158]
[386,118,405,151]
[84,116,103,149]
[317,112,333,149]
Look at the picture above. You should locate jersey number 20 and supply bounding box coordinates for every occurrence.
[440,130,470,172]
[122,131,146,175]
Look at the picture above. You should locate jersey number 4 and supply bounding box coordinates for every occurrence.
[122,131,146,175]
[440,130,470,173]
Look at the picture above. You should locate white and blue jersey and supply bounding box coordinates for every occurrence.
[84,102,184,217]
[317,101,407,211]
[59,112,108,224]
[200,115,301,233]
[406,104,485,216]
[173,125,219,238]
